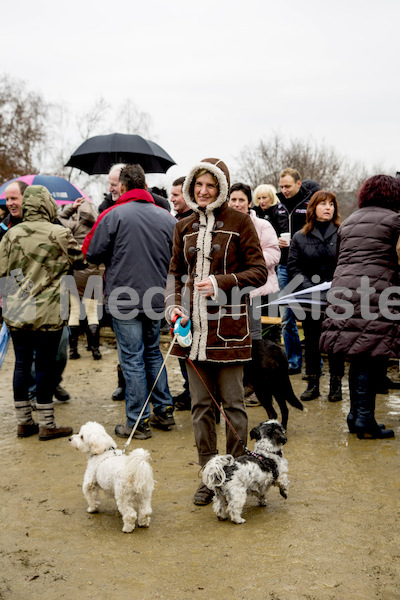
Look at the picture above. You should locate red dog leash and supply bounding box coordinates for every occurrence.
[186,357,248,453]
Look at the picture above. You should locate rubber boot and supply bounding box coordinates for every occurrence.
[300,375,320,401]
[328,376,343,402]
[112,364,125,401]
[36,402,73,441]
[15,400,38,438]
[347,366,358,433]
[69,326,81,360]
[87,324,102,360]
[348,368,385,433]
[353,375,394,439]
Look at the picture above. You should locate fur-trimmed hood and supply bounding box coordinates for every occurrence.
[182,160,229,215]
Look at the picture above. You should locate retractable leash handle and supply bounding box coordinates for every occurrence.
[171,315,192,348]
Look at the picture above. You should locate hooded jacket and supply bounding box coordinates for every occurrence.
[165,160,268,362]
[0,185,85,331]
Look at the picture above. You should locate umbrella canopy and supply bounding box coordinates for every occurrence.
[65,133,176,175]
[0,175,92,206]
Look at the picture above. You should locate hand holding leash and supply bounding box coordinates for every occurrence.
[171,315,192,348]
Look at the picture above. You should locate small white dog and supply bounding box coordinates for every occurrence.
[69,422,154,533]
[202,420,289,524]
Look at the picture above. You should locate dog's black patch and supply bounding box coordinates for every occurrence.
[223,462,239,481]
[236,454,279,480]
[250,421,287,446]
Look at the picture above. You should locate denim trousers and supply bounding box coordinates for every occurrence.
[112,314,173,426]
[11,328,63,405]
[277,265,302,370]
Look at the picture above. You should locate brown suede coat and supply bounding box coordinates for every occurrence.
[165,161,268,363]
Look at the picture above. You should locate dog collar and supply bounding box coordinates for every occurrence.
[246,449,282,459]
[90,447,117,458]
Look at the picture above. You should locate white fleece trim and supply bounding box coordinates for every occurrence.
[209,274,218,301]
[182,160,231,361]
[182,161,228,214]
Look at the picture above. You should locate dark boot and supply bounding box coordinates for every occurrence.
[347,369,358,433]
[112,364,125,401]
[353,370,394,439]
[193,482,214,506]
[328,376,342,402]
[348,366,385,433]
[300,375,320,401]
[69,326,81,359]
[86,324,102,360]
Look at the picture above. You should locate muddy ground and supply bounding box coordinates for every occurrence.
[0,330,399,600]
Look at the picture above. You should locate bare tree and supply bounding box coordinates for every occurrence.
[76,97,110,140]
[234,134,369,192]
[115,99,153,137]
[0,75,48,182]
[44,95,155,194]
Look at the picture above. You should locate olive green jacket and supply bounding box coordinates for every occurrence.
[0,185,85,331]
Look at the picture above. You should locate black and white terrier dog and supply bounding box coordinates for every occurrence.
[202,420,289,524]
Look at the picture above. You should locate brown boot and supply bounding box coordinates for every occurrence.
[38,424,73,441]
[17,423,39,438]
[36,402,73,441]
[15,400,38,438]
[193,483,214,506]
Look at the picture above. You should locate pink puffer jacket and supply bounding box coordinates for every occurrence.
[249,210,280,299]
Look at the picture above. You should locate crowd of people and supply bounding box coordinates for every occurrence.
[1,158,399,505]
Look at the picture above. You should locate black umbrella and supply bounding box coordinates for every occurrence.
[65,133,176,175]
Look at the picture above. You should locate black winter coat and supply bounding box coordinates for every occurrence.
[276,186,311,266]
[253,204,281,236]
[287,222,338,291]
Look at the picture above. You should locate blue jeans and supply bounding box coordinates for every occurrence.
[112,314,173,426]
[277,265,302,371]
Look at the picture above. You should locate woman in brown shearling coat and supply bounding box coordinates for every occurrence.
[165,158,268,505]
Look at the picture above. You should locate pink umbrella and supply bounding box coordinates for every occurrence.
[0,175,92,206]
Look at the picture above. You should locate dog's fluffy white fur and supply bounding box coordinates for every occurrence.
[69,421,154,533]
[202,420,289,524]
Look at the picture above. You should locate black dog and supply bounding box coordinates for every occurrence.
[246,339,303,429]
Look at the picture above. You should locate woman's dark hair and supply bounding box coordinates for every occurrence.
[358,174,400,211]
[229,182,252,205]
[302,191,341,235]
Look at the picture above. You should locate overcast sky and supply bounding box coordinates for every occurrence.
[3,0,400,187]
